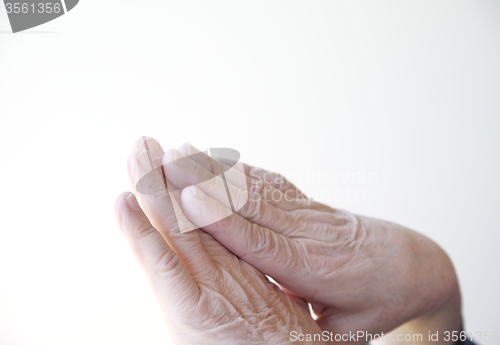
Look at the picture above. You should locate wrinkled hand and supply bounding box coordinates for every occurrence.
[114,138,323,345]
[161,142,462,345]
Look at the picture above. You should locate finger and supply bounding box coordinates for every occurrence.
[114,192,199,308]
[132,136,164,167]
[129,136,186,209]
[178,143,309,211]
[163,149,300,235]
[127,137,216,279]
[273,280,312,316]
[128,138,187,231]
[217,157,337,213]
[177,143,247,190]
[181,185,299,282]
[217,157,306,199]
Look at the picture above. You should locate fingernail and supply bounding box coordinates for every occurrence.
[192,185,208,201]
[187,144,207,164]
[125,193,141,211]
[138,150,154,168]
[140,137,163,159]
[174,150,193,168]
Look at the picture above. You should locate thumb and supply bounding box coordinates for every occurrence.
[114,192,199,312]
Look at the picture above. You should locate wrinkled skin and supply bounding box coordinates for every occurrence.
[115,136,462,345]
[163,141,462,345]
[114,138,323,345]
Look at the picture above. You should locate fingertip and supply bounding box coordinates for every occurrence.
[131,135,159,151]
[114,192,143,223]
[179,143,210,165]
[131,136,147,150]
[114,191,133,213]
[181,186,232,230]
[180,186,196,211]
[126,148,148,186]
[177,142,192,156]
[181,186,208,208]
[126,148,146,168]
[114,191,157,240]
[125,192,141,211]
[114,191,134,232]
[131,136,161,150]
[191,185,209,201]
[162,148,175,165]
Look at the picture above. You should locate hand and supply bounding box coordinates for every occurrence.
[161,142,462,345]
[114,137,323,345]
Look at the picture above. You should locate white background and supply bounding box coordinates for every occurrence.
[1,1,499,344]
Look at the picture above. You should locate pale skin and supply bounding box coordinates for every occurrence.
[115,138,323,345]
[114,137,462,345]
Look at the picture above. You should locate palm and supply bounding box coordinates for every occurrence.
[153,142,450,341]
[144,229,322,345]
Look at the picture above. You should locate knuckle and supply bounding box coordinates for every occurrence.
[248,177,264,196]
[265,171,282,184]
[153,250,181,275]
[211,212,234,235]
[243,194,263,223]
[130,220,155,238]
[230,186,248,211]
[136,169,167,196]
[162,209,184,232]
[205,175,223,192]
[179,142,191,151]
[272,173,289,190]
[248,166,262,180]
[249,225,276,259]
